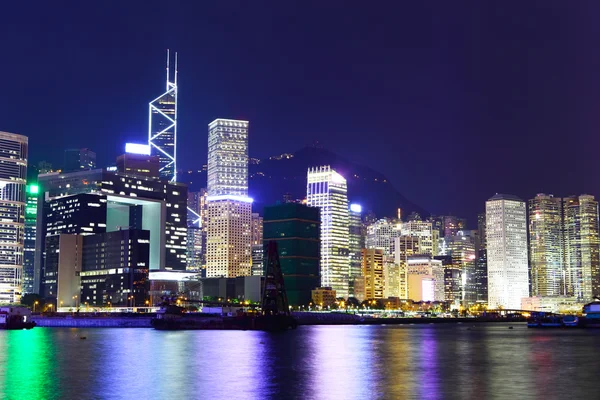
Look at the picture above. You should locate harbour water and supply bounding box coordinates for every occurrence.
[0,323,598,399]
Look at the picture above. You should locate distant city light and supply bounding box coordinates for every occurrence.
[125,143,151,155]
[350,204,362,213]
[106,166,118,172]
[27,184,39,194]
[206,195,254,203]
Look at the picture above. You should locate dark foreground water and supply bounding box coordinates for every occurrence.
[0,323,598,399]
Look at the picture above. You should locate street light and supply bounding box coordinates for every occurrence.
[34,300,39,313]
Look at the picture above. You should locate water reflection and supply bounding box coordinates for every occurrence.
[0,325,599,399]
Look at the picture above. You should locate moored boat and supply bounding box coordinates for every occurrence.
[0,306,36,330]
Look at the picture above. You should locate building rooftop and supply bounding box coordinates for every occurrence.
[488,193,523,202]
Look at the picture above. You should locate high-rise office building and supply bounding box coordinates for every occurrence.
[366,218,397,254]
[528,194,564,297]
[116,151,160,179]
[394,235,420,299]
[362,249,385,299]
[486,194,529,309]
[475,213,488,303]
[400,219,438,256]
[348,204,365,297]
[64,148,96,172]
[149,50,178,182]
[22,183,39,294]
[80,229,150,307]
[206,119,252,278]
[430,215,467,238]
[445,230,477,305]
[263,203,320,305]
[186,190,207,273]
[251,213,264,276]
[0,132,28,303]
[407,256,445,302]
[306,166,350,298]
[34,169,187,294]
[42,193,108,298]
[563,195,600,300]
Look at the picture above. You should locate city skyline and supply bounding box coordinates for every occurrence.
[3,3,600,223]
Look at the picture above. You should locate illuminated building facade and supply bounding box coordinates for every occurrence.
[486,194,529,309]
[394,235,420,298]
[362,249,385,299]
[306,166,350,298]
[23,183,39,294]
[149,50,177,182]
[445,230,477,305]
[528,194,564,297]
[0,132,28,304]
[206,119,252,278]
[80,229,150,307]
[251,213,264,276]
[42,193,108,298]
[64,148,96,172]
[348,204,365,297]
[407,257,444,302]
[263,203,320,305]
[186,190,207,273]
[563,194,600,300]
[116,152,160,179]
[400,219,438,256]
[475,212,488,303]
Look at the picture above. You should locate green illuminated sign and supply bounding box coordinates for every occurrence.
[27,184,39,195]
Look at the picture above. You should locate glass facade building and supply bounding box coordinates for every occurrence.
[206,119,252,278]
[348,204,365,297]
[486,194,529,309]
[263,203,320,306]
[148,50,177,182]
[563,194,600,300]
[528,194,564,297]
[23,183,38,294]
[0,132,28,304]
[307,166,350,298]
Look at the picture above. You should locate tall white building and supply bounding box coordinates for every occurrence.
[486,194,529,309]
[563,194,600,300]
[307,166,350,298]
[0,132,28,304]
[205,119,252,278]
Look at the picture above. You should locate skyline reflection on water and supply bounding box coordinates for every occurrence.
[0,324,599,399]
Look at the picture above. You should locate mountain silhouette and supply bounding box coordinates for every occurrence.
[181,145,426,218]
[249,146,427,218]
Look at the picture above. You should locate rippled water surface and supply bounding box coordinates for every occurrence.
[0,323,598,399]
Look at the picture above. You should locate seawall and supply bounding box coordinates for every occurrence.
[32,316,152,328]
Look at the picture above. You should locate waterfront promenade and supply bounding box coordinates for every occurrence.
[31,312,525,328]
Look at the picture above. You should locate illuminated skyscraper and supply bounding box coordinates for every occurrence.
[23,183,38,294]
[528,194,564,297]
[186,190,207,273]
[251,213,264,276]
[307,166,350,298]
[206,119,252,278]
[486,194,529,309]
[149,50,177,182]
[0,132,27,304]
[563,195,600,300]
[475,213,488,303]
[362,249,384,299]
[348,204,365,297]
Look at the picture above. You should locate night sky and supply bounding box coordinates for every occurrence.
[2,2,599,223]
